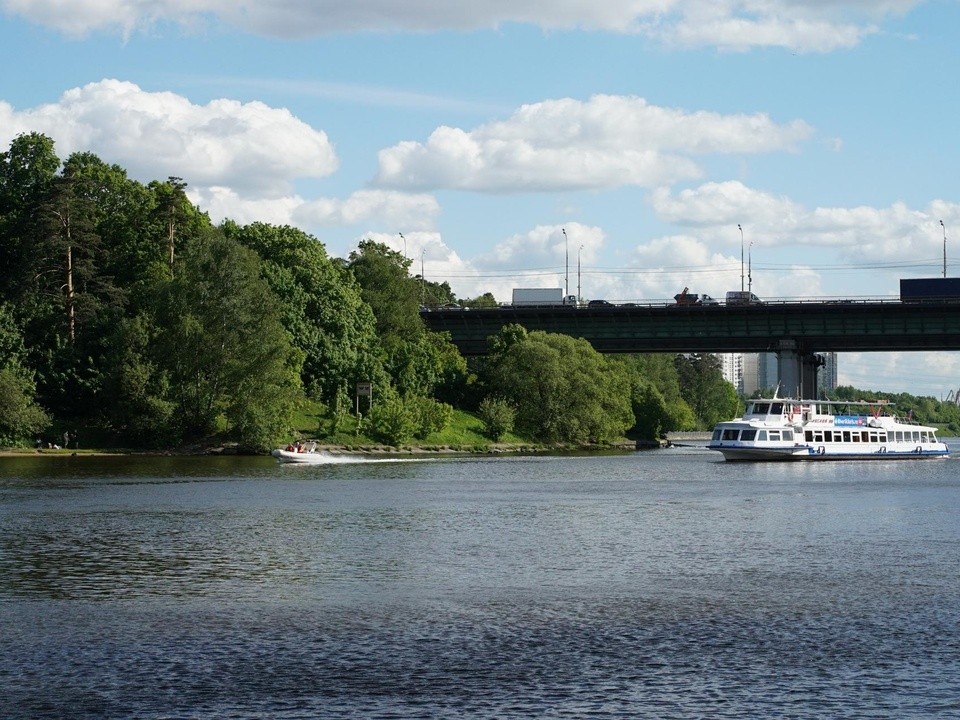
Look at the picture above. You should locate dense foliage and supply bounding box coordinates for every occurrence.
[0,132,828,450]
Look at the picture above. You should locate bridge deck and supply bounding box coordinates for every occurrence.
[421,300,960,355]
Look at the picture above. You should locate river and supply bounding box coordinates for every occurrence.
[1,447,959,718]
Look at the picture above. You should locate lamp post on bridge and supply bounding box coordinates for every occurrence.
[738,224,744,292]
[942,220,947,279]
[578,244,583,301]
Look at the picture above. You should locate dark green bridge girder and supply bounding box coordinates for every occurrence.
[420,301,960,356]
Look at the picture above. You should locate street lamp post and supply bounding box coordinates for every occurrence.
[748,241,754,293]
[738,224,744,292]
[578,244,583,301]
[942,220,947,279]
[399,232,406,261]
[421,249,425,304]
[563,228,569,297]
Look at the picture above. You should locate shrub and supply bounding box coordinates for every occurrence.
[478,396,515,441]
[369,396,416,446]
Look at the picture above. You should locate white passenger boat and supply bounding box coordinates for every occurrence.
[708,398,949,461]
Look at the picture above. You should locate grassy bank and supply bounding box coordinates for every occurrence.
[0,404,644,456]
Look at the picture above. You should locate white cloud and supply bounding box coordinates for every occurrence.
[376,96,811,192]
[190,187,306,226]
[0,0,923,51]
[478,223,606,270]
[651,181,960,269]
[189,187,440,233]
[295,190,440,230]
[0,79,337,196]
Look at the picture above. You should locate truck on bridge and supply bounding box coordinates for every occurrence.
[673,287,719,306]
[900,277,960,301]
[512,288,580,306]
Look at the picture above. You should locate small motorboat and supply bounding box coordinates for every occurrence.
[271,442,332,464]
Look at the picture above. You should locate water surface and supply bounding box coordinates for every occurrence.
[1,449,958,718]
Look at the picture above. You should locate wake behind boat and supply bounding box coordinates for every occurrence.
[708,398,949,461]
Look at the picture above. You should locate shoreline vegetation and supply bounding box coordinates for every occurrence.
[0,438,662,459]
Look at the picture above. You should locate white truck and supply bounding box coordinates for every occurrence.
[725,290,762,305]
[512,288,580,306]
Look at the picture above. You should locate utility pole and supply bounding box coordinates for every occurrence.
[563,228,569,297]
[748,241,753,293]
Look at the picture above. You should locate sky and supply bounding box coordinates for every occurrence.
[1,0,959,398]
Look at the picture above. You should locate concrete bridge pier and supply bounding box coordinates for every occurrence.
[776,339,824,398]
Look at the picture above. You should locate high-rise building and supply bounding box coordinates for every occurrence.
[817,352,839,394]
[742,352,779,397]
[718,353,743,392]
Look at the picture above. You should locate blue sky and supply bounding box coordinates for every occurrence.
[2,0,959,397]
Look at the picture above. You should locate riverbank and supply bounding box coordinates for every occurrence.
[0,438,661,458]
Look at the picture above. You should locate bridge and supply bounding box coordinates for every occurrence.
[421,299,960,397]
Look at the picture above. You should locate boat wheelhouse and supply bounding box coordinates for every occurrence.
[708,398,949,461]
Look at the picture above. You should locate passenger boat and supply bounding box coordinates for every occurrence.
[707,398,949,461]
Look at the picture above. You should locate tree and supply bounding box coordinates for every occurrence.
[151,232,303,448]
[0,132,60,305]
[461,292,499,309]
[486,329,634,443]
[674,353,741,428]
[348,240,423,340]
[0,303,48,446]
[614,354,697,436]
[147,177,209,280]
[225,222,386,403]
[348,239,468,399]
[97,313,175,447]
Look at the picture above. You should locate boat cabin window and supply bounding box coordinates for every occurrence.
[783,429,794,441]
[740,429,757,441]
[722,429,739,440]
[712,429,722,440]
[768,431,781,441]
[757,431,767,441]
[842,431,851,442]
[752,402,770,415]
[770,403,784,415]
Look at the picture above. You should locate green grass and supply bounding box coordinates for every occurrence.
[290,399,532,450]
